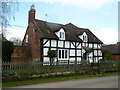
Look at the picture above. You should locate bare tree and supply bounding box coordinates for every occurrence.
[0,0,19,35]
[10,37,22,45]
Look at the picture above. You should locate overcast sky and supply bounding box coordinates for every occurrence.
[4,0,119,44]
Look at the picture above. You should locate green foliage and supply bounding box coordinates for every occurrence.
[47,48,57,57]
[47,48,57,65]
[2,36,14,62]
[103,50,114,60]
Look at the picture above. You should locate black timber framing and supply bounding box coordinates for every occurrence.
[42,38,103,64]
[40,39,43,62]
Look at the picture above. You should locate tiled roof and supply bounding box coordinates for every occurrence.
[34,19,103,43]
[102,44,120,55]
[83,47,92,52]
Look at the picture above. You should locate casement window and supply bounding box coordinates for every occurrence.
[60,32,62,38]
[82,43,88,47]
[62,50,64,58]
[94,44,97,48]
[83,36,87,41]
[55,28,65,40]
[65,50,67,58]
[94,50,97,56]
[26,34,28,43]
[89,43,92,48]
[59,50,61,58]
[60,32,65,40]
[98,50,102,56]
[58,49,68,60]
[78,32,88,42]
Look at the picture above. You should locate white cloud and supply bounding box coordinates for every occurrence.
[93,28,118,44]
[2,0,118,10]
[105,12,111,15]
[24,0,119,10]
[5,28,26,41]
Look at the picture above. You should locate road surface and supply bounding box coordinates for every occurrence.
[10,75,118,88]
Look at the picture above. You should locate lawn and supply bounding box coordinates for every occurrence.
[2,71,118,87]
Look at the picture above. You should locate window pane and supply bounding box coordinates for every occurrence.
[62,50,64,58]
[62,32,64,39]
[60,32,62,38]
[26,34,28,43]
[65,50,67,58]
[59,50,61,58]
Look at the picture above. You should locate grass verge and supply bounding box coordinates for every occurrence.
[2,72,118,87]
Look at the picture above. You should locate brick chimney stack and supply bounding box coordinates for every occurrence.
[28,4,35,24]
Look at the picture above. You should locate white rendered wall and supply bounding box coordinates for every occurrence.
[43,39,47,44]
[51,40,57,47]
[88,52,93,63]
[69,58,75,64]
[51,48,56,50]
[44,40,50,47]
[71,42,75,48]
[77,50,81,56]
[65,41,70,48]
[82,48,86,56]
[55,32,58,37]
[76,43,81,48]
[58,41,63,47]
[43,48,49,56]
[70,50,75,56]
[77,57,81,64]
[43,57,50,62]
[94,50,97,56]
[99,57,102,60]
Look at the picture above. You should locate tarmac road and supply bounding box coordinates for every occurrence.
[9,75,118,88]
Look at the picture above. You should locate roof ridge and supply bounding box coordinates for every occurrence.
[35,19,63,25]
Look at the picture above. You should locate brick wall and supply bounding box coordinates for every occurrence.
[22,23,42,61]
[11,45,32,62]
[11,6,42,62]
[113,55,120,60]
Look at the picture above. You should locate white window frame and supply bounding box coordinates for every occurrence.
[58,49,69,60]
[59,32,65,40]
[78,32,88,42]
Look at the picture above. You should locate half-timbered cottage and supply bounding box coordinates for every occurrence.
[12,5,103,64]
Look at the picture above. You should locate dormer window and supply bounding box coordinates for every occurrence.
[78,32,88,42]
[60,32,62,38]
[83,35,87,41]
[55,28,65,40]
[60,32,65,39]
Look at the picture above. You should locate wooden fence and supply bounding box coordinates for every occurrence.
[2,60,119,79]
[99,60,119,73]
[2,61,90,76]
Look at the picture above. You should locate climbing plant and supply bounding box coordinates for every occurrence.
[47,48,57,65]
